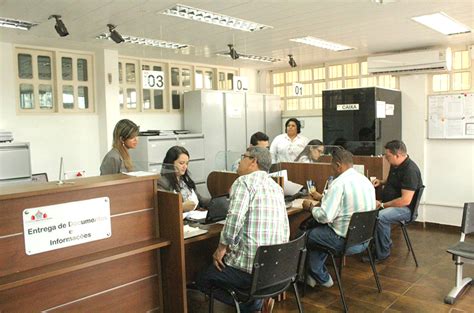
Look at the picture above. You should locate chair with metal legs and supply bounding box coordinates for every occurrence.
[399,185,425,267]
[304,210,382,312]
[208,232,307,313]
[444,202,474,305]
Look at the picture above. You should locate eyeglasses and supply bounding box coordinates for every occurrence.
[240,154,255,160]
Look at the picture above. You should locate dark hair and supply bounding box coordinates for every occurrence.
[250,132,269,146]
[285,118,301,134]
[161,146,196,192]
[112,119,139,171]
[295,139,324,162]
[384,140,407,155]
[331,149,353,165]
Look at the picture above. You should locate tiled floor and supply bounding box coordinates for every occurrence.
[274,223,474,313]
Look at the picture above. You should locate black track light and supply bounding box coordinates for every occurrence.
[228,44,239,60]
[288,54,297,68]
[107,24,124,43]
[49,15,69,37]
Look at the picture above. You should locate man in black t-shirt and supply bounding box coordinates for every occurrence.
[370,140,423,261]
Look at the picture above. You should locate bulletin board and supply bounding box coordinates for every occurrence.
[428,93,474,139]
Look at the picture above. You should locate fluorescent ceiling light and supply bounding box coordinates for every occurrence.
[0,17,37,30]
[97,33,190,49]
[161,3,272,32]
[216,52,280,63]
[412,12,471,35]
[290,36,354,51]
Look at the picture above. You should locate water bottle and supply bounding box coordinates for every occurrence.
[326,176,334,189]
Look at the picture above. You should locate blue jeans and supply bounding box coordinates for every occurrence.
[196,264,262,312]
[375,206,411,260]
[307,225,367,284]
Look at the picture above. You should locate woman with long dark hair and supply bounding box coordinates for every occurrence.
[158,146,203,212]
[295,139,324,163]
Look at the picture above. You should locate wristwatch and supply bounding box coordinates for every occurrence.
[380,202,385,209]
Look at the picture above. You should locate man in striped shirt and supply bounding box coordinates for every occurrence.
[197,146,289,312]
[303,149,376,288]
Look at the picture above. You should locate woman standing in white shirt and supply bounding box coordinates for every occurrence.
[270,118,309,163]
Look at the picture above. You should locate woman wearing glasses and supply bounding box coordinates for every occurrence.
[295,139,324,163]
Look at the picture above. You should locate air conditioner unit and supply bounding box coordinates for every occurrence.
[367,48,451,74]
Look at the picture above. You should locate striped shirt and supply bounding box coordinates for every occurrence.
[220,170,290,273]
[311,168,376,237]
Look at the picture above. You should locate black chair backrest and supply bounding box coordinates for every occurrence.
[249,232,306,297]
[461,202,474,235]
[344,210,379,251]
[408,185,425,222]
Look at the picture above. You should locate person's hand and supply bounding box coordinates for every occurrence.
[302,199,316,211]
[183,200,197,212]
[376,200,382,209]
[309,189,323,201]
[212,244,227,272]
[372,179,381,188]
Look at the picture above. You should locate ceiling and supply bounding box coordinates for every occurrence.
[1,0,473,70]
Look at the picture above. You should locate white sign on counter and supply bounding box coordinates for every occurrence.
[23,197,112,255]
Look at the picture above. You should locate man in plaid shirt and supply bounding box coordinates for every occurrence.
[197,146,289,312]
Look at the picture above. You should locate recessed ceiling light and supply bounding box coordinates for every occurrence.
[96,33,190,49]
[216,51,280,63]
[161,3,272,32]
[412,12,471,35]
[290,36,354,51]
[0,17,37,30]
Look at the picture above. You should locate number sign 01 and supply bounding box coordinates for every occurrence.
[142,70,165,90]
[292,83,303,97]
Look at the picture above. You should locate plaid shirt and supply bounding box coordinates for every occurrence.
[220,170,290,273]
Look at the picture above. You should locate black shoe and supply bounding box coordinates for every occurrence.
[361,255,388,264]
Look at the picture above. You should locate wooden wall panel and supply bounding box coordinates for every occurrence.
[280,162,333,193]
[50,276,160,313]
[0,209,155,277]
[0,252,157,312]
[0,180,154,236]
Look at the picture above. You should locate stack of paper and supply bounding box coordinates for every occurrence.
[183,225,208,239]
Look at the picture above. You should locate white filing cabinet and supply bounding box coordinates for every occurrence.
[129,134,206,185]
[0,142,32,185]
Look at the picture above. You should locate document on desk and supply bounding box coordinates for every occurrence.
[183,225,208,239]
[183,210,208,220]
[291,198,305,209]
[284,180,303,196]
[123,171,157,177]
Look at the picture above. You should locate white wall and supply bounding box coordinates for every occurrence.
[0,41,261,180]
[0,42,101,178]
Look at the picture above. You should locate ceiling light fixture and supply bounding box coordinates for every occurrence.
[107,24,124,43]
[288,55,297,68]
[290,36,354,51]
[216,51,281,63]
[0,17,37,30]
[161,3,272,32]
[48,15,69,37]
[411,12,471,36]
[96,33,190,49]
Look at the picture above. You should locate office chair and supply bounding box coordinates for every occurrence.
[444,202,474,305]
[208,232,306,313]
[399,185,425,267]
[304,210,382,312]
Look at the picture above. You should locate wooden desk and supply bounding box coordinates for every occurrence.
[0,174,184,312]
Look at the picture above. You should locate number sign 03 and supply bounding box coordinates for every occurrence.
[142,70,165,90]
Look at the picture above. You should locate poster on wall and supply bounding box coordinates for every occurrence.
[428,93,474,139]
